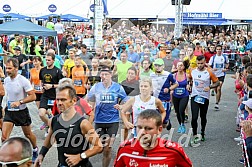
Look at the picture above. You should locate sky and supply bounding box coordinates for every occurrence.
[0,0,251,20]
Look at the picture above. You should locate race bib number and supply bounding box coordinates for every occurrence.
[7,101,19,111]
[194,95,205,104]
[100,93,116,103]
[74,80,82,86]
[34,85,42,91]
[174,87,185,95]
[47,100,55,106]
[216,63,224,69]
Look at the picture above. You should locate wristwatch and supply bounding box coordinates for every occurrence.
[19,100,24,105]
[80,152,87,159]
[52,84,54,88]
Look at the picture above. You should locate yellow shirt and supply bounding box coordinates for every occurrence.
[184,55,197,74]
[64,59,86,78]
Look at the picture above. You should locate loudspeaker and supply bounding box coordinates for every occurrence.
[182,0,191,5]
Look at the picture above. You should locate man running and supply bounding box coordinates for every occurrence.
[2,58,38,163]
[188,55,220,144]
[39,52,64,137]
[87,66,128,167]
[150,58,178,130]
[35,84,102,167]
[208,45,229,110]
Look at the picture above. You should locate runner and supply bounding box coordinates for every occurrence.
[52,78,94,123]
[30,56,43,109]
[35,84,102,167]
[121,77,166,140]
[208,44,229,110]
[150,58,178,129]
[114,109,192,167]
[87,66,128,167]
[71,55,88,97]
[188,55,220,144]
[38,52,64,137]
[112,51,133,83]
[172,61,190,133]
[85,57,101,92]
[2,58,38,163]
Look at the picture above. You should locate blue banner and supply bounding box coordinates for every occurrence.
[102,0,108,15]
[183,12,222,19]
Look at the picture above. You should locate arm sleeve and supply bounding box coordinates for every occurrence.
[169,74,177,84]
[209,56,213,66]
[113,146,126,167]
[22,77,33,92]
[87,84,96,102]
[175,146,193,167]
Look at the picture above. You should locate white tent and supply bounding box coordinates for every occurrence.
[106,0,252,20]
[0,0,251,20]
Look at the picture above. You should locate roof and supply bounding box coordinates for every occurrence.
[0,19,57,36]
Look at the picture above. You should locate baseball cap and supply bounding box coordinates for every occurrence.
[242,99,252,109]
[154,58,164,66]
[14,46,21,51]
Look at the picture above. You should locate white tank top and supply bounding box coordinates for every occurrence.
[132,95,156,125]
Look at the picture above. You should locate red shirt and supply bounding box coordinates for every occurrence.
[114,138,192,167]
[204,51,216,63]
[52,97,92,116]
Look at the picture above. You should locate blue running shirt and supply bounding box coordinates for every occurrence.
[87,82,128,123]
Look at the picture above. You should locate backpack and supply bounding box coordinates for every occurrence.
[211,54,228,68]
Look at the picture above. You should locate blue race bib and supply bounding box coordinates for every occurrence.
[74,80,82,86]
[47,100,55,106]
[216,63,224,69]
[174,87,185,95]
[100,93,116,103]
[194,95,205,104]
[7,101,19,111]
[34,85,42,91]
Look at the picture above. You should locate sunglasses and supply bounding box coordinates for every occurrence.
[0,157,31,167]
[166,52,171,54]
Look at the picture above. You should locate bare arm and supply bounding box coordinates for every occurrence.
[80,119,103,157]
[156,98,166,122]
[120,97,135,129]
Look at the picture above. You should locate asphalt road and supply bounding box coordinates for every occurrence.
[6,74,243,167]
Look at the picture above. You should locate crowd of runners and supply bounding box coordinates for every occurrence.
[0,18,251,166]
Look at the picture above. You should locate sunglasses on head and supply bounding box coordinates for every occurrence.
[0,157,31,167]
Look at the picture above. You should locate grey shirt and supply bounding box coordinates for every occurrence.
[79,52,94,69]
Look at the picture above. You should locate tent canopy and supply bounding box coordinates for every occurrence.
[36,14,89,22]
[35,14,59,21]
[0,19,57,36]
[60,14,89,22]
[0,13,31,20]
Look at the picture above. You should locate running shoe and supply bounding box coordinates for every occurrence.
[190,136,200,146]
[181,124,186,133]
[234,136,242,142]
[214,104,219,111]
[32,147,38,164]
[40,123,47,130]
[239,159,244,164]
[185,115,189,123]
[201,134,205,141]
[211,90,215,96]
[177,125,182,133]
